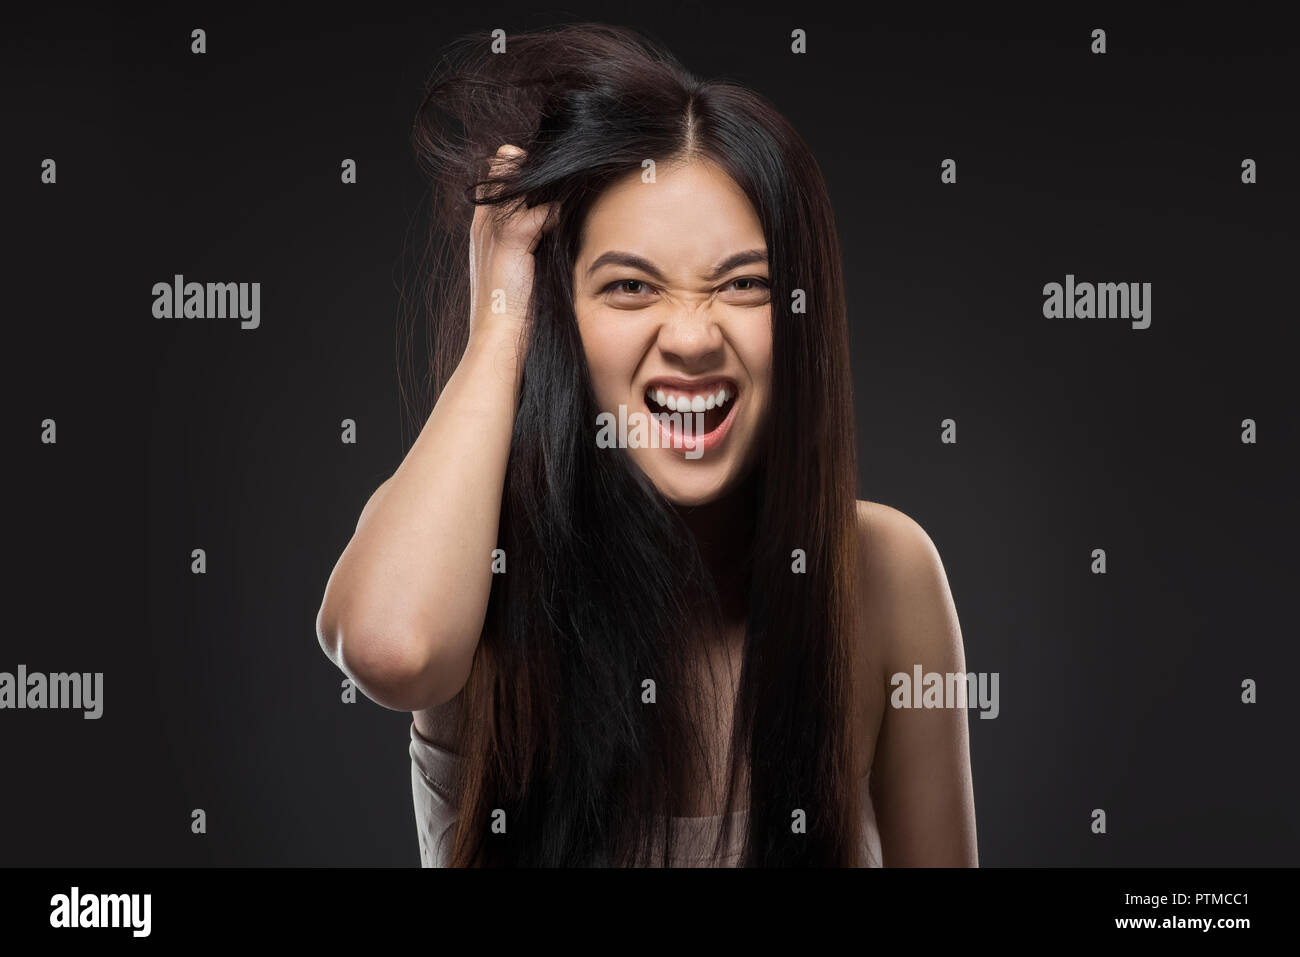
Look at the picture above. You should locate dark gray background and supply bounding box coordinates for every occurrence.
[6,3,1297,865]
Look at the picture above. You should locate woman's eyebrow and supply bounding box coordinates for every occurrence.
[584,248,768,282]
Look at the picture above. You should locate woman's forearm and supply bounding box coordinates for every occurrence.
[317,319,524,711]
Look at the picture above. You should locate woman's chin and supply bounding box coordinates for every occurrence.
[636,458,734,507]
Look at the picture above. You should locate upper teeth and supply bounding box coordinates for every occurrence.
[647,386,732,413]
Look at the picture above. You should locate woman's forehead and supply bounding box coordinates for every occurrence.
[576,163,764,275]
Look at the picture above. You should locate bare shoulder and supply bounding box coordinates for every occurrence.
[855,500,945,576]
[853,500,978,864]
[853,500,964,678]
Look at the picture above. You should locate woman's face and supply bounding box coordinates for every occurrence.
[572,158,773,506]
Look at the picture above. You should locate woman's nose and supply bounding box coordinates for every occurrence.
[654,309,725,368]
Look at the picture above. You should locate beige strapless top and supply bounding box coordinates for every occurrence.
[409,720,882,867]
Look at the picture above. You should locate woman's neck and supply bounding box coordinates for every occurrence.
[673,475,757,625]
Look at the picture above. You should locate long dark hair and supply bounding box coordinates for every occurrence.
[399,22,863,866]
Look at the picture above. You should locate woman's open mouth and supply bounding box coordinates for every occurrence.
[642,377,740,456]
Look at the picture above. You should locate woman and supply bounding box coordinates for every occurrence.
[316,23,977,867]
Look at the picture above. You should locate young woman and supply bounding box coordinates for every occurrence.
[316,23,977,867]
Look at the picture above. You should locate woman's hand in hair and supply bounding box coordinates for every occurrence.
[468,144,557,354]
[314,144,554,712]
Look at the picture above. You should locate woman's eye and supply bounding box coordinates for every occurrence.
[725,277,771,301]
[600,277,770,301]
[604,279,653,296]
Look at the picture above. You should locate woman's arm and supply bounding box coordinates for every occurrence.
[315,323,522,712]
[859,501,979,866]
[315,145,553,712]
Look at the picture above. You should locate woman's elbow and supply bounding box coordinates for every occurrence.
[317,611,467,711]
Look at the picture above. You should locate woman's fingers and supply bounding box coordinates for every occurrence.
[475,143,525,202]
